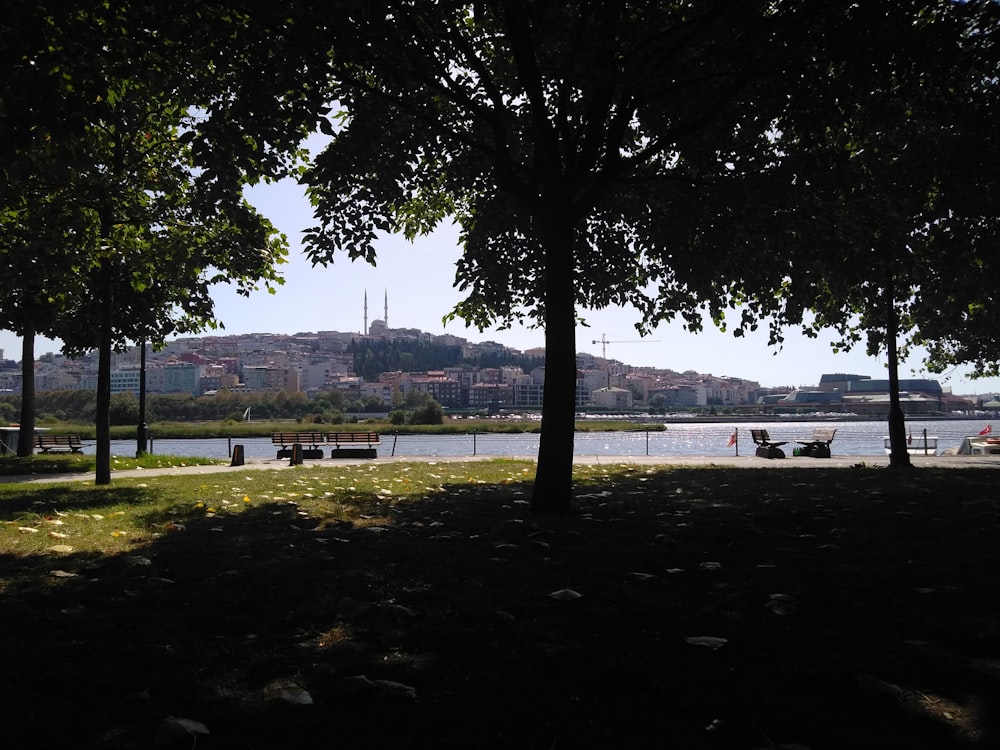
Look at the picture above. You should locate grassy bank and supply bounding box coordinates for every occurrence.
[2,462,999,748]
[0,452,222,476]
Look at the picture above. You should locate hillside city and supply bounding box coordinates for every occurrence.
[0,320,996,415]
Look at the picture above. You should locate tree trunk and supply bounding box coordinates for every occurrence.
[16,328,36,457]
[531,219,577,513]
[884,275,911,470]
[95,259,113,485]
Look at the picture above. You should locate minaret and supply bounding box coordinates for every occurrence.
[364,289,368,335]
[384,289,388,330]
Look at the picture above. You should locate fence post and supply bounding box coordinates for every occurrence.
[473,431,477,456]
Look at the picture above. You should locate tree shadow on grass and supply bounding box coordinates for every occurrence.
[2,466,1000,748]
[0,485,158,519]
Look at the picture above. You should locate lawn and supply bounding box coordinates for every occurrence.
[2,461,999,749]
[0,451,221,477]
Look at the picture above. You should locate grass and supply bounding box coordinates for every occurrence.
[2,461,1000,748]
[0,452,222,476]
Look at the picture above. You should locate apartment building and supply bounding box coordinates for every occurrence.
[242,365,301,392]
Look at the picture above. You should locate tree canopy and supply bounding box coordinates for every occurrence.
[1,1,306,479]
[292,1,1000,505]
[299,1,827,508]
[4,1,999,495]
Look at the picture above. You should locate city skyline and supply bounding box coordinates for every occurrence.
[3,171,1000,395]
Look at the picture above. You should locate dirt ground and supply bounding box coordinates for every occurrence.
[3,464,1000,749]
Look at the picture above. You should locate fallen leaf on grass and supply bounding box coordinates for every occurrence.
[48,544,74,554]
[49,569,77,578]
[265,684,314,705]
[155,717,209,748]
[685,636,728,650]
[629,572,658,581]
[17,526,39,534]
[549,588,583,602]
[767,593,800,616]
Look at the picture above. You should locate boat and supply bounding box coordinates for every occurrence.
[946,434,1000,456]
[883,435,938,455]
[0,425,50,456]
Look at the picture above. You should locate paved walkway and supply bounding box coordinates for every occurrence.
[2,452,998,485]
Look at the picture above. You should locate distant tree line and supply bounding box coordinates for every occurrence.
[0,388,400,425]
[349,339,543,382]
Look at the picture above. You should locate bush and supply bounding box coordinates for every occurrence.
[109,394,140,426]
[407,399,444,425]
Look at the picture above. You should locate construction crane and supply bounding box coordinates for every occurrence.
[591,334,659,387]
[591,333,659,362]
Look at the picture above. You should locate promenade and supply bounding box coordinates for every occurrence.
[3,451,999,485]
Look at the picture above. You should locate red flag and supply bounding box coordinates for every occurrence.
[980,424,992,436]
[727,432,737,447]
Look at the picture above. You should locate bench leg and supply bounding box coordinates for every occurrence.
[755,445,785,459]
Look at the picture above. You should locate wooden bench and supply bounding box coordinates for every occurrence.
[271,432,327,459]
[35,434,84,453]
[270,431,380,459]
[327,431,380,459]
[794,428,837,458]
[750,429,786,459]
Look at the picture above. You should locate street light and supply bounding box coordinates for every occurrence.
[136,341,148,457]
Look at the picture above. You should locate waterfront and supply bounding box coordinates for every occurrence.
[91,419,991,460]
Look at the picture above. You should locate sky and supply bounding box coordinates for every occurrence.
[4,174,1000,397]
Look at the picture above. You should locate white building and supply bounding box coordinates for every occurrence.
[591,386,633,409]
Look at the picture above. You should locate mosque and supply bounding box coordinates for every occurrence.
[364,289,389,337]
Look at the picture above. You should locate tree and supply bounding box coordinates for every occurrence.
[2,2,299,481]
[0,190,94,455]
[408,397,445,425]
[299,1,822,511]
[906,13,1000,382]
[743,1,1000,467]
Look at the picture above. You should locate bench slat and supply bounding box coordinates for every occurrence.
[270,432,381,448]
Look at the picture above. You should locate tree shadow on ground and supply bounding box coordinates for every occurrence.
[2,466,999,748]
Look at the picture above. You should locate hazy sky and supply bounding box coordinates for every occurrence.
[4,174,999,397]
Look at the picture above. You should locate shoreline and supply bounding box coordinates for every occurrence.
[4,451,999,485]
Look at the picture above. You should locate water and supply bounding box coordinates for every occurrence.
[91,419,988,460]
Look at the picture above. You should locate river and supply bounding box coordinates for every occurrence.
[88,419,991,460]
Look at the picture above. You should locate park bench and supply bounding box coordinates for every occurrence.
[271,431,327,459]
[327,431,380,459]
[750,429,786,459]
[35,434,84,453]
[793,428,837,458]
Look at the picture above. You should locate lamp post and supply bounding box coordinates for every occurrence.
[136,341,148,457]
